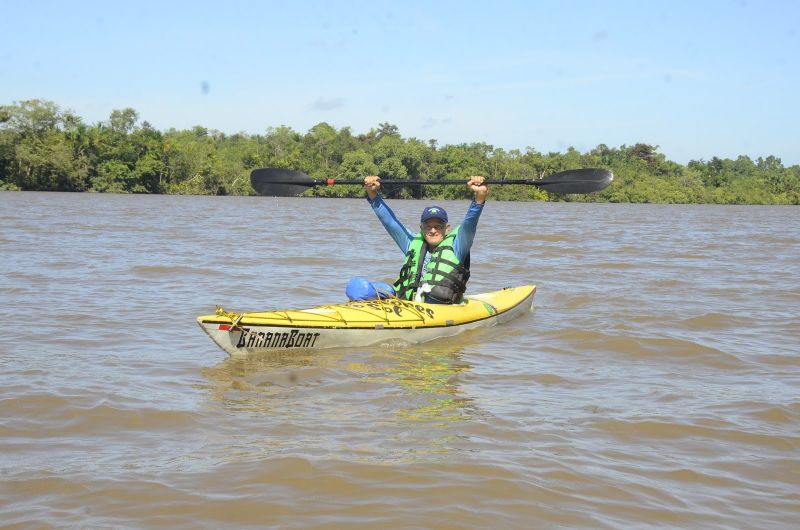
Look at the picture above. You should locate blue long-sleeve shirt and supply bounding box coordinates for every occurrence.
[367,194,484,263]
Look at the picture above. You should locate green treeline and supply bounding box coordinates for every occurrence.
[1,99,798,204]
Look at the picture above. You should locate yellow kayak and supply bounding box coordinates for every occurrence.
[197,285,536,355]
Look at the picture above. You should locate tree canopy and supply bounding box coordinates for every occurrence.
[1,99,797,204]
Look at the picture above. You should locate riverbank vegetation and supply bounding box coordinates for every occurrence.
[1,99,798,204]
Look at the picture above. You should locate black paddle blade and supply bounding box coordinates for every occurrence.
[250,168,316,196]
[534,168,613,194]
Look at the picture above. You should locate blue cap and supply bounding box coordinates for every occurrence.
[420,206,448,223]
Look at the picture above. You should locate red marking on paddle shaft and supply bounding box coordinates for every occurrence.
[326,178,335,186]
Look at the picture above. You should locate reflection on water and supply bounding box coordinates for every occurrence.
[377,345,474,424]
[203,341,475,427]
[202,349,341,411]
[198,340,481,464]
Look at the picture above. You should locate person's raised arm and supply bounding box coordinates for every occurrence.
[364,175,414,252]
[453,176,488,261]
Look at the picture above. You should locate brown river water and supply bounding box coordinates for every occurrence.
[1,192,798,529]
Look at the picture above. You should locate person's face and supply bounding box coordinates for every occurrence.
[420,219,448,246]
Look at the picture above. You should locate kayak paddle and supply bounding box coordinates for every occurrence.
[250,167,613,196]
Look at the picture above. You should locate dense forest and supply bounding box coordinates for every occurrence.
[1,99,798,204]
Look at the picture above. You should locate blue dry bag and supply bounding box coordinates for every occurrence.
[346,277,396,301]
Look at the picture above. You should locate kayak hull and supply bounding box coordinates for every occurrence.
[197,285,535,355]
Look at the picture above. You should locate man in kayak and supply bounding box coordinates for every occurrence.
[347,175,488,304]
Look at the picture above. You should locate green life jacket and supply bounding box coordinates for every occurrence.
[393,227,471,304]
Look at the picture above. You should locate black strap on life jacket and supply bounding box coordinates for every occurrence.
[425,246,471,304]
[393,244,428,300]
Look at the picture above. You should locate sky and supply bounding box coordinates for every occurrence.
[2,0,799,165]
